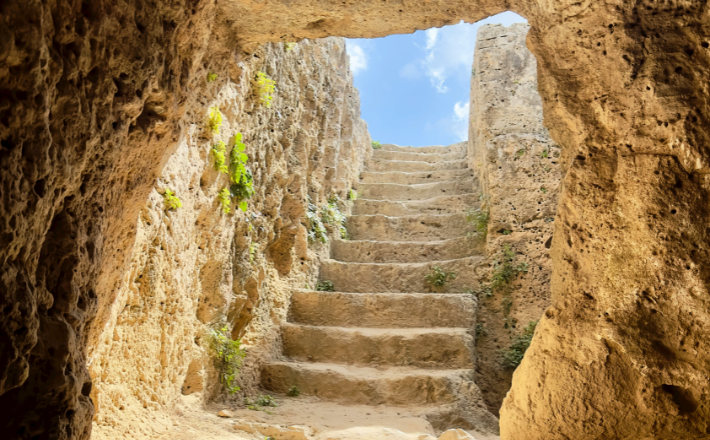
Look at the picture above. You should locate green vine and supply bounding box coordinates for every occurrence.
[212,141,228,174]
[207,325,246,394]
[501,321,537,369]
[218,188,231,214]
[163,188,182,211]
[228,133,254,212]
[256,72,275,108]
[208,106,223,134]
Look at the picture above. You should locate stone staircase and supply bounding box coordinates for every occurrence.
[262,143,489,422]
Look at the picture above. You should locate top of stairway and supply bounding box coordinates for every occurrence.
[378,142,467,155]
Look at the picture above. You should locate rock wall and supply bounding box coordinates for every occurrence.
[87,38,370,439]
[467,24,562,415]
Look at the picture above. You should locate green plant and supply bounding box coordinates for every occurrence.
[540,187,548,194]
[371,140,382,149]
[348,189,358,201]
[490,244,528,294]
[208,106,223,134]
[502,229,512,235]
[307,200,328,243]
[246,394,278,410]
[255,72,275,108]
[466,195,490,237]
[516,149,526,157]
[501,321,537,369]
[540,147,549,159]
[218,188,231,214]
[207,72,218,82]
[425,266,457,289]
[321,195,348,239]
[229,133,254,212]
[212,141,228,174]
[475,323,488,339]
[208,325,246,394]
[285,42,297,51]
[287,385,301,397]
[163,188,182,211]
[316,280,335,292]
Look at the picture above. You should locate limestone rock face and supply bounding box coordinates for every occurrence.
[468,23,561,415]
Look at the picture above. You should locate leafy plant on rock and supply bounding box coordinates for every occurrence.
[466,194,490,237]
[287,385,301,397]
[228,133,254,212]
[371,140,382,149]
[425,266,457,289]
[163,188,182,211]
[218,188,231,214]
[490,244,528,293]
[212,140,228,174]
[501,321,537,369]
[208,106,223,134]
[207,325,246,394]
[256,72,275,108]
[246,394,277,410]
[306,200,328,243]
[316,280,335,292]
[321,195,348,239]
[207,72,218,83]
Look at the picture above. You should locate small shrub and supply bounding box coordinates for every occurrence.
[348,189,358,201]
[425,266,457,289]
[321,195,348,239]
[501,321,537,369]
[501,229,512,235]
[285,42,297,51]
[490,244,528,294]
[466,194,490,237]
[208,106,223,134]
[316,280,335,292]
[307,200,328,243]
[218,188,231,214]
[229,133,254,212]
[371,140,382,149]
[540,147,549,159]
[246,394,277,409]
[163,188,182,211]
[208,325,246,394]
[540,187,548,194]
[249,242,259,263]
[475,323,488,339]
[516,149,525,157]
[287,385,300,397]
[212,141,228,174]
[207,72,218,82]
[255,72,275,108]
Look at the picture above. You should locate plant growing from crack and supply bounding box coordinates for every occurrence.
[208,106,223,134]
[229,133,254,212]
[255,72,275,108]
[218,188,231,214]
[465,194,490,237]
[316,280,335,292]
[500,320,537,369]
[307,199,328,243]
[287,385,300,397]
[207,325,246,394]
[489,244,529,328]
[207,72,217,83]
[321,195,348,239]
[425,266,457,290]
[371,140,382,149]
[245,394,277,410]
[163,188,182,211]
[212,140,228,174]
[475,323,488,339]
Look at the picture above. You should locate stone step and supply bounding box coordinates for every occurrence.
[347,213,473,241]
[373,149,466,163]
[358,181,473,201]
[331,237,484,263]
[368,158,468,173]
[261,362,470,406]
[352,194,480,216]
[319,256,483,293]
[281,324,474,369]
[289,291,476,328]
[379,142,467,155]
[360,169,474,185]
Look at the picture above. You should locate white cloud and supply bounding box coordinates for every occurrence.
[453,101,469,121]
[346,41,367,75]
[399,63,421,79]
[425,28,439,50]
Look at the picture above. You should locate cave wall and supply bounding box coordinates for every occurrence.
[87,38,370,439]
[468,23,562,415]
[2,0,710,439]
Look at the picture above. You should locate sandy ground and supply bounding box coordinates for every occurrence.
[152,394,499,440]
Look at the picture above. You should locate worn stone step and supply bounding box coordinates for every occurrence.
[379,142,467,155]
[331,237,484,263]
[368,158,468,173]
[281,324,474,369]
[373,149,466,163]
[351,194,480,216]
[358,181,473,201]
[360,169,474,185]
[346,213,473,241]
[261,362,470,406]
[319,256,483,293]
[289,291,476,329]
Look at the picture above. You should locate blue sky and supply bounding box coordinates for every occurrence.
[346,12,527,147]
